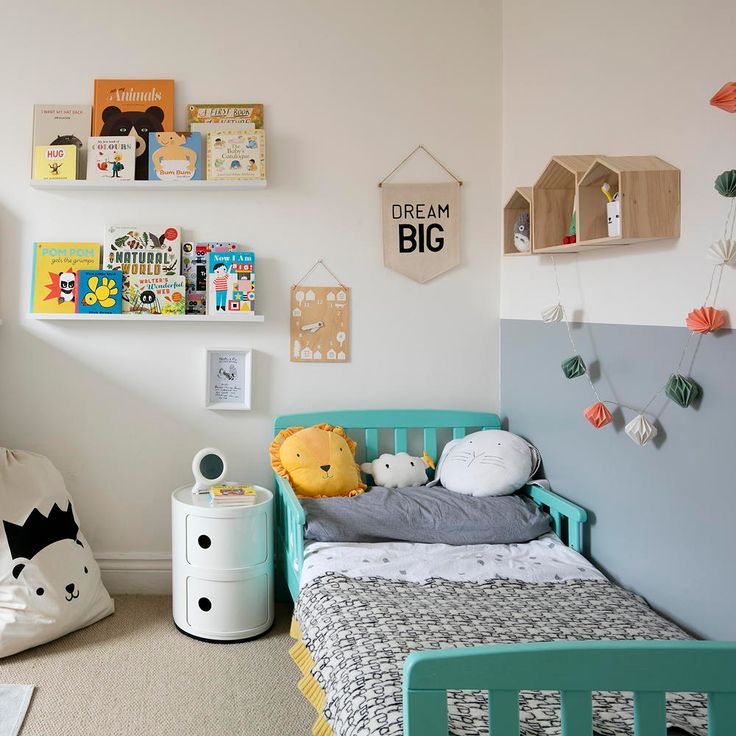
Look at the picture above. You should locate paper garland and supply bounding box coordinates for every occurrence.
[715,170,736,198]
[708,239,736,265]
[540,165,733,447]
[561,355,587,379]
[625,415,658,446]
[664,374,702,408]
[584,402,613,429]
[686,306,726,334]
[541,303,564,323]
[710,81,736,113]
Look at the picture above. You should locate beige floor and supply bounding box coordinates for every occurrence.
[2,595,314,736]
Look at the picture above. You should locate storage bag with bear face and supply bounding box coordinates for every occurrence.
[0,449,114,658]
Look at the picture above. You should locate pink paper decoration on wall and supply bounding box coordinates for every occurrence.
[710,82,736,113]
[583,402,613,429]
[685,306,727,334]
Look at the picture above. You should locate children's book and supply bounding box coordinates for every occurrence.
[187,104,264,135]
[182,242,238,314]
[30,242,101,314]
[93,80,175,179]
[207,252,255,315]
[209,484,257,505]
[103,226,181,310]
[32,105,91,177]
[87,136,136,181]
[148,132,202,181]
[76,270,123,314]
[128,275,186,315]
[206,131,265,181]
[32,145,77,180]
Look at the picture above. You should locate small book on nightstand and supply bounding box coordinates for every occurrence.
[209,484,257,506]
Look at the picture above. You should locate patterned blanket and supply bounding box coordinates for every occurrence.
[295,574,708,736]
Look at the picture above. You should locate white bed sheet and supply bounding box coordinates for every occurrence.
[300,532,605,588]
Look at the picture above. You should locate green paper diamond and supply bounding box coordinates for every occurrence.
[715,169,736,198]
[561,354,587,379]
[665,373,702,408]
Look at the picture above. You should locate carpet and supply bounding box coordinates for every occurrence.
[0,685,33,736]
[1,596,312,736]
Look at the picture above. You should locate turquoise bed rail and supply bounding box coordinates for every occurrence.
[404,640,736,735]
[273,409,587,602]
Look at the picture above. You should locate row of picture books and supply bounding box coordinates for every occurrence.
[31,79,264,183]
[29,228,256,317]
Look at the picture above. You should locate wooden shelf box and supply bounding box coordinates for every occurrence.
[503,187,534,256]
[576,156,680,246]
[531,155,598,254]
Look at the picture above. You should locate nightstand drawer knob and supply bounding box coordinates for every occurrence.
[198,596,212,612]
[198,534,211,549]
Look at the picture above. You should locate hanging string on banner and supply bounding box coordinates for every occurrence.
[378,144,462,187]
[292,258,348,289]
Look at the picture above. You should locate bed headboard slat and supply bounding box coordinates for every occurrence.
[394,428,408,453]
[365,428,379,463]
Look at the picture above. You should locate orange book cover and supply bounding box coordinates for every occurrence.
[93,79,175,179]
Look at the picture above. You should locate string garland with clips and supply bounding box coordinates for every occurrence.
[541,169,736,446]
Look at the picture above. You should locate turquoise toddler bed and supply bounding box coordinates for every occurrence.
[274,410,736,736]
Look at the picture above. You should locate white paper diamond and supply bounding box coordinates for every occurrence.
[625,414,658,446]
[707,239,736,265]
[541,303,564,323]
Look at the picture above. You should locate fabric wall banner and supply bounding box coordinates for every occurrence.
[381,182,461,283]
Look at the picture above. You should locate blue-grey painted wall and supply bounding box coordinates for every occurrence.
[500,319,735,640]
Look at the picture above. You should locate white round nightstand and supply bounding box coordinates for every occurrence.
[171,485,274,642]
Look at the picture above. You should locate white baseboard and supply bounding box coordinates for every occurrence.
[95,553,172,595]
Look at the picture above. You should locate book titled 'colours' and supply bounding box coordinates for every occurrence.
[30,242,101,314]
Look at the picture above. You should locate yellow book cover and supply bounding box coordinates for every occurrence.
[30,242,101,313]
[32,145,77,180]
[210,485,257,498]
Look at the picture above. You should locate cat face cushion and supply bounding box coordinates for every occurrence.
[1,449,114,658]
[430,429,541,497]
[270,424,366,498]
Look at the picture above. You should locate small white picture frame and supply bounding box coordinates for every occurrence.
[205,349,252,410]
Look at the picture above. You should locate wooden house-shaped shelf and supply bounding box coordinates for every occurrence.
[503,187,533,256]
[576,156,680,246]
[531,155,598,254]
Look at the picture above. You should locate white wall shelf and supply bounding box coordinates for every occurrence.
[27,313,264,322]
[30,179,267,191]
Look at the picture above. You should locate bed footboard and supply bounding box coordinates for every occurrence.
[403,640,736,736]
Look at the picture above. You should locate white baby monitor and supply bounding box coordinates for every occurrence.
[192,447,227,494]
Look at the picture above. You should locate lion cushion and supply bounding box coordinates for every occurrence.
[270,424,366,498]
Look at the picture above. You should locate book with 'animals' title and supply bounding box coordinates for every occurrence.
[30,242,101,314]
[93,80,175,179]
[103,226,181,310]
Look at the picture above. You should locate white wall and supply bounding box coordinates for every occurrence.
[502,0,736,326]
[0,0,502,589]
